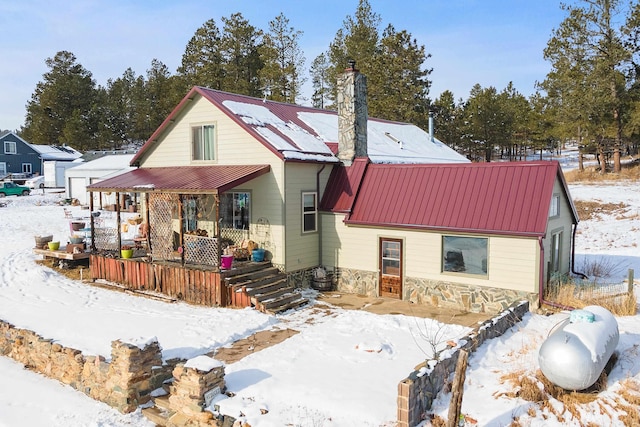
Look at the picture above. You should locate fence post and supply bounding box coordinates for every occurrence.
[628,269,635,293]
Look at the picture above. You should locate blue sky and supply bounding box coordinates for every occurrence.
[0,0,569,131]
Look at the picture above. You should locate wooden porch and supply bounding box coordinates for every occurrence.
[89,254,308,314]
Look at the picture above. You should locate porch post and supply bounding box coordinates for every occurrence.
[178,194,184,265]
[116,192,122,252]
[215,194,221,268]
[143,192,151,251]
[89,192,95,251]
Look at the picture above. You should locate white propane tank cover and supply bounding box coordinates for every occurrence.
[538,305,619,391]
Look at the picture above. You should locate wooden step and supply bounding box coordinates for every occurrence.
[264,296,309,315]
[260,292,301,310]
[246,276,288,296]
[225,267,281,285]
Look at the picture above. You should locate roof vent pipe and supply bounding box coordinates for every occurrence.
[428,111,434,142]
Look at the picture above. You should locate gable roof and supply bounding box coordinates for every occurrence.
[321,160,578,237]
[87,164,270,194]
[131,86,469,166]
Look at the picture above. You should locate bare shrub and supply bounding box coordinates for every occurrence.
[576,256,629,281]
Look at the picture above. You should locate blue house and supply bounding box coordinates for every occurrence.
[0,131,81,178]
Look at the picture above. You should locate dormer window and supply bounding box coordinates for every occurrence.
[192,124,216,161]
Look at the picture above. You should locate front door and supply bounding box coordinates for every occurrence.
[379,238,403,299]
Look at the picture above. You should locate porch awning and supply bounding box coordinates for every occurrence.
[87,164,270,194]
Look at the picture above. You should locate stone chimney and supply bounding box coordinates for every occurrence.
[337,60,368,166]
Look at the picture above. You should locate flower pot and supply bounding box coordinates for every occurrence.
[252,248,265,262]
[221,254,234,270]
[48,241,60,251]
[121,249,134,259]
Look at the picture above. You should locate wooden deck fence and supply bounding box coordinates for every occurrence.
[90,255,225,307]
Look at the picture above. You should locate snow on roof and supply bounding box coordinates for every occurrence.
[222,100,337,161]
[29,144,82,161]
[222,91,469,163]
[67,154,135,172]
[222,98,468,164]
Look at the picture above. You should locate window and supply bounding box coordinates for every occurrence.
[183,196,198,232]
[0,162,6,176]
[442,235,488,275]
[550,231,562,272]
[22,163,32,174]
[302,192,317,233]
[192,124,216,161]
[549,194,560,217]
[4,141,16,154]
[221,192,250,230]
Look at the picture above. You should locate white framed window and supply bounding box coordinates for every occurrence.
[442,235,488,276]
[549,194,560,217]
[0,162,6,175]
[4,141,16,154]
[302,192,317,233]
[551,230,562,272]
[192,124,216,161]
[22,163,32,174]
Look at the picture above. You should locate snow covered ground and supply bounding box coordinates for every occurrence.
[1,171,639,426]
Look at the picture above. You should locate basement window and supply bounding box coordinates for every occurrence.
[442,236,488,276]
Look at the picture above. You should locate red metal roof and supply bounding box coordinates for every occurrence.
[87,165,270,194]
[323,161,577,237]
[319,157,369,213]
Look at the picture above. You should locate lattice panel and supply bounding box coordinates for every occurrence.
[220,228,249,246]
[149,193,179,261]
[94,227,118,251]
[183,234,219,266]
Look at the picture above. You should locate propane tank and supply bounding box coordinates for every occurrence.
[538,305,619,391]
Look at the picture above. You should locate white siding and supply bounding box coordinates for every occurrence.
[283,162,330,270]
[137,95,287,266]
[322,213,540,293]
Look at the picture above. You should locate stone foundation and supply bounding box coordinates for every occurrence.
[405,276,538,313]
[397,301,530,427]
[334,267,378,296]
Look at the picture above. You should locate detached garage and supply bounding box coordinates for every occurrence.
[66,154,135,205]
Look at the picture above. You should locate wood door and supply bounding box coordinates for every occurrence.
[379,238,402,299]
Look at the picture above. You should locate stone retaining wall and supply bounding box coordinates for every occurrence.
[0,318,171,413]
[397,301,530,427]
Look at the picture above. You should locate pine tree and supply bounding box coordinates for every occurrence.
[220,13,264,97]
[368,24,431,127]
[432,90,465,153]
[542,0,634,173]
[177,19,225,91]
[22,51,97,149]
[310,53,330,109]
[259,13,306,103]
[326,0,381,107]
